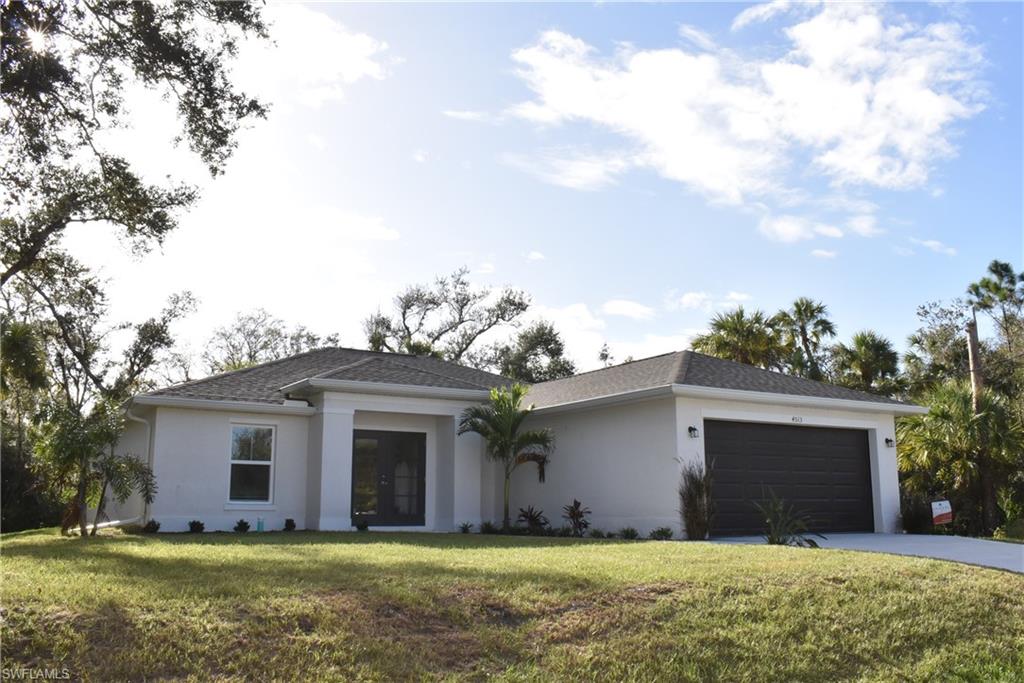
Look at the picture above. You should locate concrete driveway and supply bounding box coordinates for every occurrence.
[716,533,1023,573]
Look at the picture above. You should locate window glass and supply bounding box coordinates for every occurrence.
[229,425,273,501]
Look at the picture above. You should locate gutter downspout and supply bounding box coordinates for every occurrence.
[124,405,153,522]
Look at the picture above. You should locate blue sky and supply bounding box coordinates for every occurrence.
[68,1,1023,370]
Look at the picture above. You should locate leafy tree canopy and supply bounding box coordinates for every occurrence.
[487,321,576,383]
[364,267,529,364]
[1,0,267,287]
[202,308,340,374]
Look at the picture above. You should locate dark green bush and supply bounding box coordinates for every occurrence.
[648,527,673,541]
[187,520,204,533]
[618,526,639,539]
[233,519,250,533]
[754,490,823,548]
[900,493,933,534]
[458,522,473,534]
[283,518,296,532]
[589,528,606,539]
[480,521,499,534]
[142,519,160,533]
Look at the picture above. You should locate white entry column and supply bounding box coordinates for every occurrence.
[306,396,354,530]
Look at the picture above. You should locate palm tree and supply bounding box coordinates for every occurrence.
[691,307,784,369]
[898,380,1024,535]
[458,384,554,530]
[774,298,836,380]
[831,331,901,395]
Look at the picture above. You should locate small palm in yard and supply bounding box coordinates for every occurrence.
[754,489,825,548]
[458,384,553,530]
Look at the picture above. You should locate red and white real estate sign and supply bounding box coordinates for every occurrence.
[931,500,953,526]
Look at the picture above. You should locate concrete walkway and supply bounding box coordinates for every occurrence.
[715,533,1023,573]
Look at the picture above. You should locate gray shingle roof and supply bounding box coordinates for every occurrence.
[143,348,510,405]
[524,350,910,409]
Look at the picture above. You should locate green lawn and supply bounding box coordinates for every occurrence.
[2,530,1022,682]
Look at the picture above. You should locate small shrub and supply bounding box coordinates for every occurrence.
[678,460,713,540]
[187,520,204,533]
[649,527,673,541]
[458,522,474,534]
[142,519,160,534]
[562,499,591,537]
[900,492,933,534]
[555,525,573,537]
[480,521,499,534]
[589,528,606,539]
[754,489,824,548]
[618,526,639,540]
[233,519,250,533]
[516,505,550,534]
[355,521,369,532]
[284,518,296,532]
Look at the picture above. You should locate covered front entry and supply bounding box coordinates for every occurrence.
[352,430,426,526]
[705,419,874,536]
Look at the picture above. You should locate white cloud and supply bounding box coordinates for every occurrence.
[677,291,712,310]
[758,215,841,242]
[732,1,815,31]
[442,109,490,121]
[910,237,957,255]
[504,149,632,190]
[235,4,391,109]
[725,291,751,302]
[811,248,837,258]
[678,24,717,51]
[893,245,915,256]
[847,214,883,237]
[526,251,546,261]
[601,299,656,321]
[413,149,428,163]
[509,6,984,236]
[476,262,496,274]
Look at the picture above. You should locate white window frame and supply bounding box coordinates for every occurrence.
[227,423,276,505]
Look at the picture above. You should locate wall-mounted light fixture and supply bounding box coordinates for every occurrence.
[688,426,700,439]
[885,438,895,448]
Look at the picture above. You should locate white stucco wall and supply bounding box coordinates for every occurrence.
[138,393,487,533]
[676,396,900,534]
[148,407,311,532]
[511,394,901,538]
[511,398,681,535]
[99,416,152,523]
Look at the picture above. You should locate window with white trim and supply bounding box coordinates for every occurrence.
[229,425,274,502]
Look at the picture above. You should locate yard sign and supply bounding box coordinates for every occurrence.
[931,500,953,526]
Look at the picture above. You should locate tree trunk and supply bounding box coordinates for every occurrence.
[966,314,997,533]
[76,455,89,538]
[502,470,512,531]
[799,330,819,379]
[91,479,109,537]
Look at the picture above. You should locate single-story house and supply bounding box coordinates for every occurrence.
[111,347,925,536]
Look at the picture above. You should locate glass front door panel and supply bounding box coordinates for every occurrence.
[352,437,379,517]
[351,430,425,525]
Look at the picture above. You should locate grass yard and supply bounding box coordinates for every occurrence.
[1,530,1022,682]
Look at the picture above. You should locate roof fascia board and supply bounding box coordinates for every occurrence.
[671,384,927,415]
[133,395,316,416]
[282,378,491,402]
[528,385,675,415]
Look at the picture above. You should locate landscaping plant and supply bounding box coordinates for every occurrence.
[754,490,824,548]
[188,520,204,533]
[618,526,640,540]
[458,384,553,530]
[562,499,591,537]
[142,520,160,533]
[678,460,713,540]
[649,527,673,541]
[234,519,250,534]
[284,518,296,532]
[458,522,473,534]
[516,505,549,534]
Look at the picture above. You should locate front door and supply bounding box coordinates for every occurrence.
[352,430,426,526]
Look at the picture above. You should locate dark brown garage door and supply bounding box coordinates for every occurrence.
[705,420,874,536]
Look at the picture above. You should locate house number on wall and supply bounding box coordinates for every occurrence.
[791,416,803,423]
